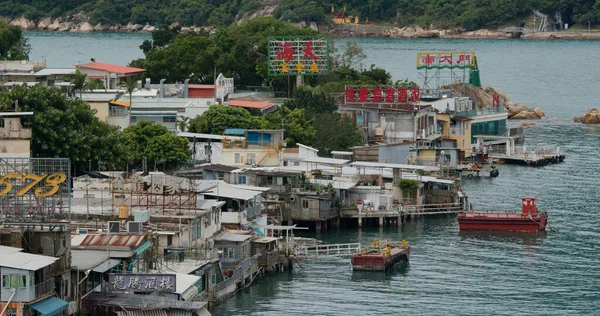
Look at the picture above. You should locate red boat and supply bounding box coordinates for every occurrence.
[457,197,548,231]
[351,240,410,271]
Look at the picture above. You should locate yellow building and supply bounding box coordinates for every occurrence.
[437,113,472,160]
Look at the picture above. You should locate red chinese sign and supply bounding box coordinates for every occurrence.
[492,93,501,107]
[344,86,420,104]
[268,36,329,76]
[417,52,476,69]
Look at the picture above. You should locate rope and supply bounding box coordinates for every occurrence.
[528,214,559,232]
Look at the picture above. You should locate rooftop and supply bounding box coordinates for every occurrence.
[228,99,278,111]
[214,231,253,242]
[304,157,350,166]
[75,62,145,75]
[0,251,58,271]
[34,68,76,76]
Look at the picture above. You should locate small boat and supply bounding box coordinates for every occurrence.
[351,240,410,271]
[457,197,548,231]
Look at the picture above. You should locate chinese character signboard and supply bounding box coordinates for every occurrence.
[0,158,71,217]
[344,86,421,104]
[268,36,330,76]
[109,274,176,293]
[416,52,476,69]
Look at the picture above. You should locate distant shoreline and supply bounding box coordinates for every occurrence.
[10,15,600,40]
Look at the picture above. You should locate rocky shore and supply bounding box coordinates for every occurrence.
[460,84,545,120]
[574,108,600,124]
[6,14,600,40]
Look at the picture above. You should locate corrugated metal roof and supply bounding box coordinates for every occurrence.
[79,234,146,247]
[71,250,109,270]
[214,231,253,242]
[304,157,349,165]
[34,68,76,76]
[201,180,262,200]
[0,252,58,271]
[116,310,167,316]
[253,237,279,244]
[0,245,22,256]
[175,273,201,295]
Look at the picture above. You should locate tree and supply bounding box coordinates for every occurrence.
[0,20,30,60]
[312,113,363,155]
[70,70,87,99]
[4,85,128,173]
[262,106,317,147]
[123,121,191,170]
[397,179,419,201]
[189,105,262,134]
[124,77,138,107]
[282,86,337,118]
[176,116,190,132]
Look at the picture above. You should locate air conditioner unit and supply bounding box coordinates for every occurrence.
[108,221,120,233]
[127,221,142,233]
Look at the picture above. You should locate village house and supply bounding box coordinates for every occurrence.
[0,110,32,158]
[221,129,284,167]
[75,61,145,90]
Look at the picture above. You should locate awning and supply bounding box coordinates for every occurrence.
[110,99,131,107]
[30,296,69,316]
[135,240,152,256]
[92,258,121,273]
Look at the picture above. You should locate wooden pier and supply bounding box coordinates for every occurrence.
[341,203,466,228]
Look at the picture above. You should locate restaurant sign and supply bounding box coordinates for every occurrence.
[416,52,476,69]
[344,86,421,104]
[109,274,176,292]
[268,36,329,76]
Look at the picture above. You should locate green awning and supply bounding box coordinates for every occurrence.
[135,240,152,255]
[30,296,69,316]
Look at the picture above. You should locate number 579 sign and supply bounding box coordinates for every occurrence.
[0,173,67,197]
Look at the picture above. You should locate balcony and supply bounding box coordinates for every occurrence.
[456,106,505,117]
[417,125,440,140]
[449,127,464,136]
[35,278,55,298]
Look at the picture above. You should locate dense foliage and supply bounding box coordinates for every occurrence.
[0,0,599,30]
[0,86,190,173]
[0,20,30,60]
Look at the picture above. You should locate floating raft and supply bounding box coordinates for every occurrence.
[351,240,410,272]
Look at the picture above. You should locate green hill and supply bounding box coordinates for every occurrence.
[1,0,597,31]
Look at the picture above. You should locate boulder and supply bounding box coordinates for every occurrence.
[47,19,60,31]
[78,22,94,33]
[147,26,156,32]
[11,16,35,30]
[169,21,180,28]
[180,27,191,34]
[94,23,108,32]
[58,22,73,32]
[521,122,536,127]
[510,109,545,120]
[532,107,546,119]
[574,108,600,124]
[506,103,529,118]
[37,17,52,30]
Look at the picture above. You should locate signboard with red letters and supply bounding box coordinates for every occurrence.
[416,52,476,69]
[344,86,421,104]
[268,36,329,76]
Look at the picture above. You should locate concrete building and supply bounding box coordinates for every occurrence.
[0,245,69,316]
[75,61,145,90]
[221,129,284,167]
[0,111,32,158]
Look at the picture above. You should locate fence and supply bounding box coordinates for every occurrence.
[35,279,55,298]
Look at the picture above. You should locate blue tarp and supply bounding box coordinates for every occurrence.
[30,296,69,316]
[224,128,246,135]
[135,240,152,255]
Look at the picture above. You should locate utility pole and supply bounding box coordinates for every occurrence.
[86,185,90,221]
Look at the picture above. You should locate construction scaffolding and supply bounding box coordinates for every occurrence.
[416,52,478,100]
[110,173,198,218]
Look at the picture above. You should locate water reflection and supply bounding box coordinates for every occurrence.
[458,230,547,245]
[350,263,409,282]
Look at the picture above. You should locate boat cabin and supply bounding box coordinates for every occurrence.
[522,197,537,215]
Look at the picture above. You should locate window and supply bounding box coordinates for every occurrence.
[205,213,212,227]
[6,309,16,316]
[294,161,300,166]
[234,153,240,164]
[267,176,273,186]
[167,235,173,246]
[217,172,224,181]
[0,119,4,128]
[211,274,216,285]
[2,274,26,288]
[163,116,176,123]
[238,175,247,184]
[215,211,219,224]
[302,199,309,209]
[109,105,127,117]
[83,193,95,198]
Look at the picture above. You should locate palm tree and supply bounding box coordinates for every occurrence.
[124,77,138,126]
[176,116,190,132]
[71,69,87,99]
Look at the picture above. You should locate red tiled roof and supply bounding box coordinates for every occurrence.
[75,62,145,75]
[188,84,216,89]
[284,147,299,153]
[228,100,277,109]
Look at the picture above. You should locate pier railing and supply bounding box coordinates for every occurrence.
[295,243,361,258]
[341,202,465,217]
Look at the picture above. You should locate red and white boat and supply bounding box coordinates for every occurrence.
[457,197,548,231]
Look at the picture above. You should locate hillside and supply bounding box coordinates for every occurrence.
[0,0,598,31]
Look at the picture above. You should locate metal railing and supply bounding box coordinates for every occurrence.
[449,127,464,135]
[246,204,262,219]
[295,243,361,258]
[160,249,219,268]
[35,279,55,298]
[417,125,439,139]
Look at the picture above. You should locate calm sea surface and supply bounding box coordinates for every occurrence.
[25,32,600,315]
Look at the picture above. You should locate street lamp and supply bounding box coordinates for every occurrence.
[440,150,446,176]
